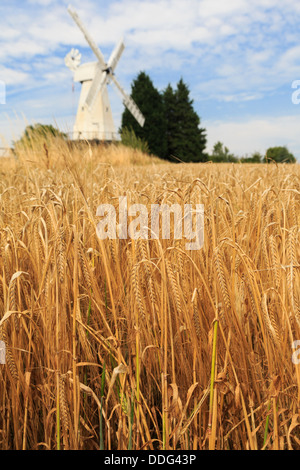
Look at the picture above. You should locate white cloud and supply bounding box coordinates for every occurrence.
[0,66,29,86]
[28,0,53,4]
[199,0,247,18]
[0,26,20,41]
[205,114,300,159]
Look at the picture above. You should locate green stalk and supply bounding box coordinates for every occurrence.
[84,298,92,401]
[128,393,135,450]
[99,362,106,450]
[208,319,218,440]
[100,397,104,450]
[56,379,61,450]
[135,331,140,448]
[263,400,271,448]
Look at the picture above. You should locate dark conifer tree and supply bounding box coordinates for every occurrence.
[121,71,167,158]
[163,79,207,162]
[162,84,177,160]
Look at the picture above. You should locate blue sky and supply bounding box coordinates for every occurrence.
[1,0,300,159]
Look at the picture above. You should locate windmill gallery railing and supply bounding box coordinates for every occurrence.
[67,131,120,142]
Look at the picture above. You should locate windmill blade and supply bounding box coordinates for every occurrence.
[110,75,145,127]
[86,39,125,110]
[67,4,106,68]
[85,63,108,110]
[107,38,125,73]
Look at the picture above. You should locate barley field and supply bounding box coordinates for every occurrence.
[0,137,300,450]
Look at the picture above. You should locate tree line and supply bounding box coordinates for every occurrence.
[208,142,296,164]
[13,70,297,164]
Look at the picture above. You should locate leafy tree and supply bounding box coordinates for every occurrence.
[163,79,207,162]
[14,123,67,150]
[209,141,238,163]
[263,146,296,163]
[240,151,262,163]
[120,72,167,158]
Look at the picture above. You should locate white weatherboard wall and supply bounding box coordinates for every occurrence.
[72,62,117,141]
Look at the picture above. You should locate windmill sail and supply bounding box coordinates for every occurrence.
[85,63,107,110]
[110,75,145,127]
[67,5,106,67]
[107,38,125,73]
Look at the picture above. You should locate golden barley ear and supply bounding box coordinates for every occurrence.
[136,238,158,312]
[192,288,201,340]
[261,291,280,346]
[4,243,12,287]
[59,373,70,433]
[287,226,300,326]
[165,259,183,317]
[78,242,92,291]
[269,234,281,290]
[214,248,231,311]
[0,322,19,382]
[56,224,66,284]
[131,263,146,320]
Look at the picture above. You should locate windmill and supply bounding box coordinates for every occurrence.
[65,4,145,142]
